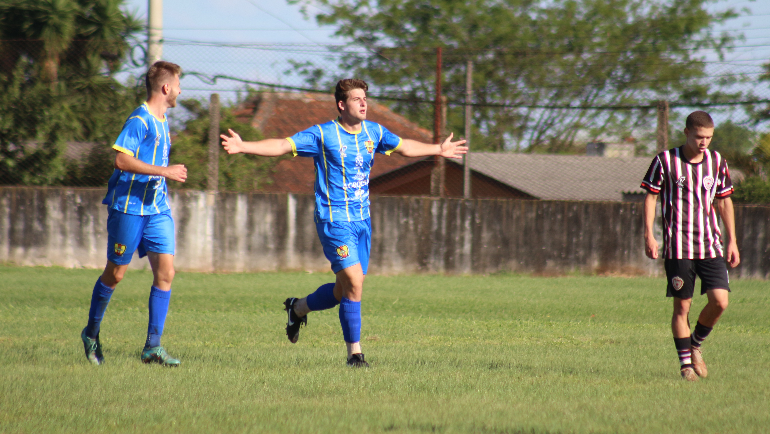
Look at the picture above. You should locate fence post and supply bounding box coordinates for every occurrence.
[431,47,443,197]
[656,100,669,152]
[464,60,473,199]
[207,93,220,193]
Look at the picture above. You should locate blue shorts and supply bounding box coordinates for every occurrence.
[106,209,175,265]
[316,219,372,275]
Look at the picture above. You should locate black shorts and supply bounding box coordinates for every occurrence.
[664,257,730,299]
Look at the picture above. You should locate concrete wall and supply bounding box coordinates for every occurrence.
[1,187,768,278]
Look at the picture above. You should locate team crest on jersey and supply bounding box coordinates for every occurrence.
[365,140,374,153]
[703,176,714,191]
[672,276,684,291]
[675,176,686,189]
[336,245,350,259]
[114,243,126,257]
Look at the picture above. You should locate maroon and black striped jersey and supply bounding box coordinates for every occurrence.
[641,146,733,260]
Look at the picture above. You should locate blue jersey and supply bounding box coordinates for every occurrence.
[103,103,172,216]
[287,119,402,222]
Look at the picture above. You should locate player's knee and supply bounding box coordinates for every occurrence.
[155,267,175,286]
[101,268,125,287]
[672,302,691,317]
[712,297,729,312]
[164,268,176,284]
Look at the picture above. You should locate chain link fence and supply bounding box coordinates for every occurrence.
[2,39,770,202]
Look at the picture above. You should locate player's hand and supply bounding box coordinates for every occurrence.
[164,164,187,183]
[644,235,658,259]
[725,241,740,268]
[220,129,244,154]
[439,133,468,160]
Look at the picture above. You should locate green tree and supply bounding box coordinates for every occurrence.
[0,0,143,186]
[290,0,743,153]
[732,177,770,204]
[710,120,758,177]
[171,98,278,193]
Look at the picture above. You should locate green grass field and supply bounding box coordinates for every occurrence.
[1,265,768,434]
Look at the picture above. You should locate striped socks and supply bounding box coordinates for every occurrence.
[691,321,713,348]
[674,337,693,368]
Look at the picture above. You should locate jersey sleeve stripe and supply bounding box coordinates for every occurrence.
[715,187,734,197]
[641,181,661,193]
[385,138,403,156]
[113,144,134,156]
[286,137,298,157]
[128,115,148,129]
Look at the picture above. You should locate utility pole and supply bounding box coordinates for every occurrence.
[431,47,443,197]
[148,0,163,65]
[463,60,472,199]
[656,100,669,152]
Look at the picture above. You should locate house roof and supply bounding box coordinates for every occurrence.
[238,91,434,194]
[453,152,652,201]
[239,91,433,143]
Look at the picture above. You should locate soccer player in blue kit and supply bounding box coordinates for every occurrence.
[80,61,188,366]
[220,79,467,367]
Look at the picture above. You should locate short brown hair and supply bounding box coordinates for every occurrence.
[335,79,368,112]
[685,111,714,130]
[145,61,182,98]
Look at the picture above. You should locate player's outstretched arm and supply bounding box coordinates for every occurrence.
[115,152,187,182]
[220,129,292,157]
[643,192,659,259]
[716,197,740,268]
[395,133,468,159]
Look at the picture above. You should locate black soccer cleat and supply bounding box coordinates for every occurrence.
[347,353,369,368]
[284,297,307,344]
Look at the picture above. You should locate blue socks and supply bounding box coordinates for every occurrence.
[339,298,361,343]
[85,278,114,339]
[307,285,359,343]
[145,286,171,349]
[306,283,339,311]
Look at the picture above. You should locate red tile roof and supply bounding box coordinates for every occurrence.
[239,92,433,194]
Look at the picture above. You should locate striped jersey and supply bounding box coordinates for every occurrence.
[102,103,172,216]
[640,146,734,259]
[287,119,402,222]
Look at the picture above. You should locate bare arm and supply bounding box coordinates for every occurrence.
[643,192,659,259]
[395,133,468,159]
[115,152,187,183]
[220,129,292,157]
[715,197,740,268]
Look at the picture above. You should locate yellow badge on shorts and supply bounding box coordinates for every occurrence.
[336,245,350,259]
[114,243,126,257]
[365,140,374,153]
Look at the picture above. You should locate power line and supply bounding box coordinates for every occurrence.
[183,71,770,111]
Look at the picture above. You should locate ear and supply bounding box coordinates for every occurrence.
[337,99,346,112]
[683,127,689,137]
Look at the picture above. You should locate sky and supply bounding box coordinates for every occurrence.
[120,0,770,131]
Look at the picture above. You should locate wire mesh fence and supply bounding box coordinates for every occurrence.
[2,39,770,202]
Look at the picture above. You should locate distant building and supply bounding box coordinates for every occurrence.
[234,91,431,194]
[235,92,653,202]
[586,142,636,158]
[371,153,652,202]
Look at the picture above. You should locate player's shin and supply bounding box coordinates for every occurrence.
[85,278,114,338]
[145,286,171,348]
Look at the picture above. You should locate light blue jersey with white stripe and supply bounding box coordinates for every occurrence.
[287,119,402,222]
[103,103,172,216]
